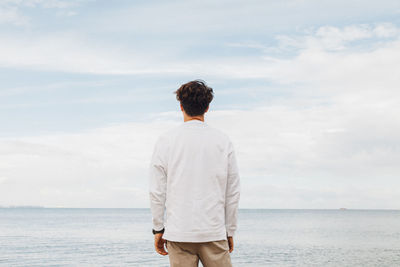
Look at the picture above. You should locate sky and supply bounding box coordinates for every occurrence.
[0,0,399,209]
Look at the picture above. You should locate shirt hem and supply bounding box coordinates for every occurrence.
[163,230,227,243]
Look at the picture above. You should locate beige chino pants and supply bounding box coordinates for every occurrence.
[166,239,232,267]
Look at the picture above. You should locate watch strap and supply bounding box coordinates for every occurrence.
[152,228,165,235]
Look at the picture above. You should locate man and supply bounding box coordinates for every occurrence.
[149,80,241,267]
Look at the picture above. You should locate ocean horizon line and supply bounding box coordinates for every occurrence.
[0,206,399,211]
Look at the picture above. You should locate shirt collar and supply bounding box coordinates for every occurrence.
[183,119,207,125]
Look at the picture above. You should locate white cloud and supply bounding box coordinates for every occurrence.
[0,31,198,75]
[290,23,399,51]
[1,21,399,208]
[0,0,86,26]
[0,119,179,208]
[1,0,82,9]
[0,101,399,208]
[0,7,28,25]
[372,23,400,38]
[0,33,172,74]
[87,0,400,36]
[0,23,399,82]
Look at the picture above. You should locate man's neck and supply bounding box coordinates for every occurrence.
[184,116,204,122]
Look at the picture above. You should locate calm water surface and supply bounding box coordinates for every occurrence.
[0,208,399,266]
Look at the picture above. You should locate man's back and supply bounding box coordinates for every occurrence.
[149,119,240,242]
[149,80,240,266]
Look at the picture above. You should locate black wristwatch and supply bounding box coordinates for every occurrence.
[152,228,165,235]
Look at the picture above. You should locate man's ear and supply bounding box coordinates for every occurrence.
[205,106,209,113]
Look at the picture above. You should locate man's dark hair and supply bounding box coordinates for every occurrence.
[174,80,214,117]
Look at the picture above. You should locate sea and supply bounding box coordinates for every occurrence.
[0,208,399,266]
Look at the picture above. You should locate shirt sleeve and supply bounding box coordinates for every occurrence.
[149,136,168,231]
[225,140,241,237]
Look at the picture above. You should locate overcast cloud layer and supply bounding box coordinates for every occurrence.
[0,0,399,209]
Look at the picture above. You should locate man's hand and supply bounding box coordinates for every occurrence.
[227,236,234,253]
[154,233,168,256]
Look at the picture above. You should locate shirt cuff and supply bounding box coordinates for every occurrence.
[153,225,165,232]
[226,229,236,237]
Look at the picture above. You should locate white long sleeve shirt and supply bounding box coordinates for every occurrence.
[149,119,241,242]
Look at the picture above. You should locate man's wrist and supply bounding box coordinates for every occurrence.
[152,228,165,235]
